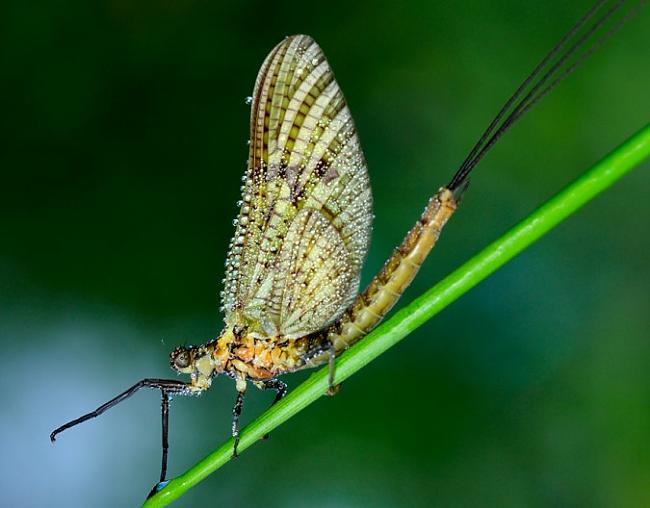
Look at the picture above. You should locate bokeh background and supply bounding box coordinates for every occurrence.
[1,1,648,506]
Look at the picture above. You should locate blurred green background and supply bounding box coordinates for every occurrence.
[1,1,648,506]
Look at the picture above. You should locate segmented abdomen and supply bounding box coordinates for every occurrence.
[300,187,457,367]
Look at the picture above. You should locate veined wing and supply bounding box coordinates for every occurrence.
[222,35,372,339]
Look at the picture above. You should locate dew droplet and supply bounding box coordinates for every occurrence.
[244,96,253,105]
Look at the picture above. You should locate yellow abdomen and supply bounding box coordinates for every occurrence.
[329,187,457,352]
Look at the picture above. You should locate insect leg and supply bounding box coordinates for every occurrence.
[231,380,247,458]
[256,378,288,405]
[50,378,190,442]
[254,379,288,440]
[326,340,342,396]
[300,338,342,395]
[159,391,170,483]
[146,391,173,500]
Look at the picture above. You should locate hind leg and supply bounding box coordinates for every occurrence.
[325,341,341,396]
[301,338,341,396]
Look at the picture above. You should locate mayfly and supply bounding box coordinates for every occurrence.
[51,0,644,495]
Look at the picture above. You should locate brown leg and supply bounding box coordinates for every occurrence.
[326,341,342,396]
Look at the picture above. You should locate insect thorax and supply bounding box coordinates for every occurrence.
[169,327,314,389]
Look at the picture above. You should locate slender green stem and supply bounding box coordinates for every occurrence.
[144,123,650,508]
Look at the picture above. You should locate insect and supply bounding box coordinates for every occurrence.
[50,0,642,496]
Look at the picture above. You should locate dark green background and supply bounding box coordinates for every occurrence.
[1,1,648,506]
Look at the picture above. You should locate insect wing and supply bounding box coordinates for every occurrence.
[222,35,373,339]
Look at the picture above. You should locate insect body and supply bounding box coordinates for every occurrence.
[50,0,641,495]
[166,35,459,454]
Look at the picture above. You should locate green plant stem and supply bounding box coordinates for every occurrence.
[144,123,650,508]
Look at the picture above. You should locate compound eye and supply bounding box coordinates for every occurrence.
[172,348,191,370]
